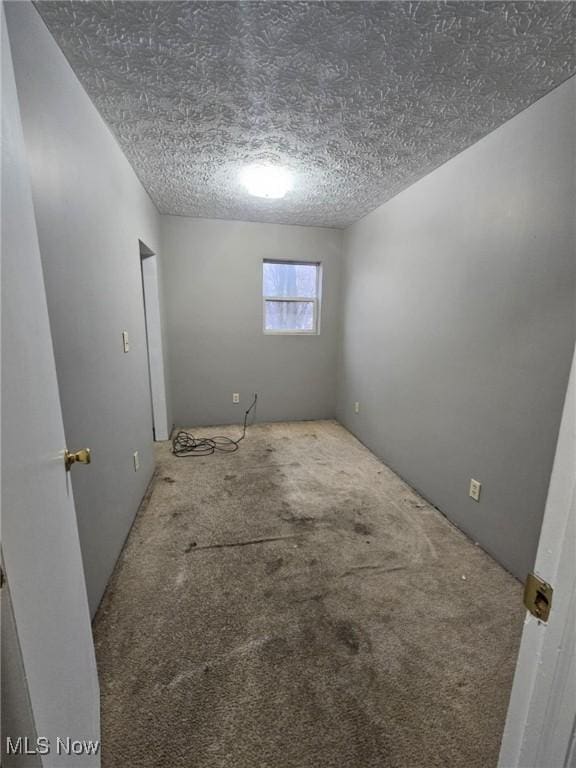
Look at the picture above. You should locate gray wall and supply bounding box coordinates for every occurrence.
[7,2,164,615]
[161,216,342,427]
[337,77,576,580]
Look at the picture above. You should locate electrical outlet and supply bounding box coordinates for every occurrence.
[133,451,140,471]
[469,478,481,502]
[232,393,240,404]
[354,401,360,414]
[122,330,130,353]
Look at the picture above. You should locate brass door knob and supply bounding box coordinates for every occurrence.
[64,448,91,472]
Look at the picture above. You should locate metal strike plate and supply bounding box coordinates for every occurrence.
[523,572,553,622]
[64,448,91,472]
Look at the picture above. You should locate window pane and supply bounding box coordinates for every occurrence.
[263,261,318,298]
[265,301,314,332]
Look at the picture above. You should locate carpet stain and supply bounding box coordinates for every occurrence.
[333,619,362,654]
[94,420,524,768]
[264,557,284,575]
[353,521,372,536]
[281,510,317,529]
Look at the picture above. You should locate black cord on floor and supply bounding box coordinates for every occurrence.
[172,394,258,457]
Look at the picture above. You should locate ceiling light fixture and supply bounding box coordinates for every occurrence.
[240,164,293,199]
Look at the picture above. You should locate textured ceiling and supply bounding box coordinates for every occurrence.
[36,1,575,228]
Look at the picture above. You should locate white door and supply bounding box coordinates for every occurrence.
[1,8,100,767]
[498,343,576,768]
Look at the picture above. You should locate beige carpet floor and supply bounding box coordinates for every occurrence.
[94,420,524,768]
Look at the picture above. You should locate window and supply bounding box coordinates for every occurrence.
[263,260,321,334]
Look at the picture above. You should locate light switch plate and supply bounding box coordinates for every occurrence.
[122,330,130,353]
[133,451,140,471]
[469,478,482,502]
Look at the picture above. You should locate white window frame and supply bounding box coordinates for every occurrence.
[262,259,322,336]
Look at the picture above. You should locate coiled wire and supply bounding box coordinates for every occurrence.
[172,394,257,457]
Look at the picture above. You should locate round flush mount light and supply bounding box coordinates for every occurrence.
[239,164,293,199]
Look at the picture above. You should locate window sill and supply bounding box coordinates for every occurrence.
[263,330,320,336]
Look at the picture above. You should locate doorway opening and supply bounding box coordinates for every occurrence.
[139,240,169,441]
